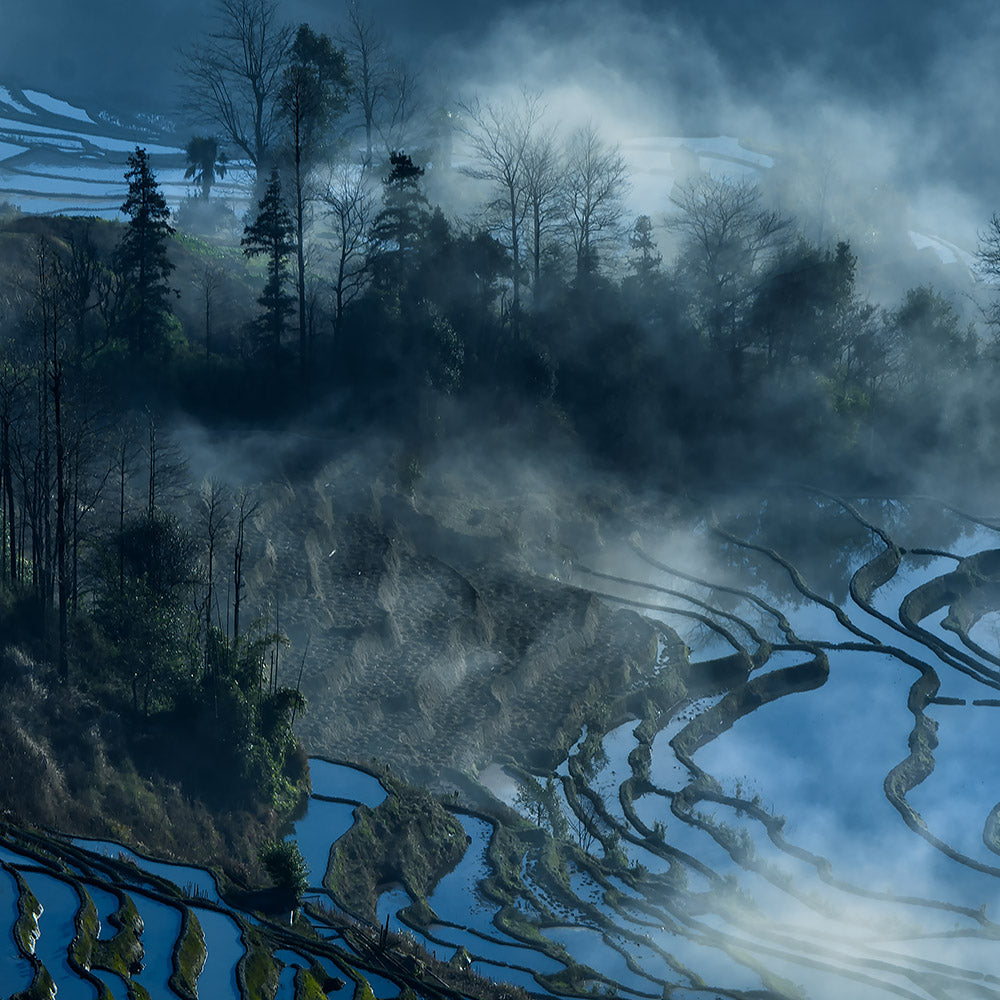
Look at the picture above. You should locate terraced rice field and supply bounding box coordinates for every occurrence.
[5,491,1000,999]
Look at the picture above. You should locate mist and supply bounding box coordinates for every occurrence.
[3,2,1000,998]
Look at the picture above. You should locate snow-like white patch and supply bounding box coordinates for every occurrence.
[0,117,181,156]
[0,140,29,162]
[908,230,975,269]
[81,134,182,156]
[624,135,774,170]
[0,192,119,217]
[22,89,93,124]
[0,87,34,116]
[678,136,775,169]
[0,132,83,153]
[0,173,122,195]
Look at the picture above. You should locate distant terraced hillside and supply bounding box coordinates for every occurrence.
[0,84,249,217]
[0,80,977,283]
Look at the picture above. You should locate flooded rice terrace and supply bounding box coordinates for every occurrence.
[3,491,1000,999]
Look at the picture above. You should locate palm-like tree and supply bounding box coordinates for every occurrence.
[184,136,228,199]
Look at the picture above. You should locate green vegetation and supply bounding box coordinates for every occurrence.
[90,892,146,988]
[12,872,41,956]
[169,908,207,1000]
[238,926,281,1000]
[327,782,465,921]
[260,838,310,902]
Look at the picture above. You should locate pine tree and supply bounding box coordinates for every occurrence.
[369,151,428,296]
[628,215,661,285]
[116,147,176,355]
[242,169,295,356]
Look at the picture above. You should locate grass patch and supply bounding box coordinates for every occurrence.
[90,891,145,984]
[169,907,207,1000]
[327,783,465,922]
[238,926,280,1000]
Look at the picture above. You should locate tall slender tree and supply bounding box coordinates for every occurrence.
[115,147,176,356]
[242,169,295,355]
[459,91,544,332]
[561,124,629,281]
[279,24,350,369]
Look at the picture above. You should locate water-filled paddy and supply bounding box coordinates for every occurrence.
[309,759,389,805]
[0,865,33,994]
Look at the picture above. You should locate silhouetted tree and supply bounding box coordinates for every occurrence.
[242,169,295,354]
[368,151,429,299]
[115,147,176,356]
[321,165,376,337]
[749,239,855,372]
[628,215,661,285]
[94,509,197,714]
[181,0,293,178]
[279,24,350,368]
[522,125,562,295]
[668,175,791,381]
[184,136,228,199]
[340,1,392,164]
[460,92,544,332]
[561,124,629,281]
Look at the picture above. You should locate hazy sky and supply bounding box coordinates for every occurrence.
[2,0,998,246]
[0,0,990,114]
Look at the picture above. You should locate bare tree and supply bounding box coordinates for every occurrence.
[232,487,259,644]
[320,165,376,337]
[561,124,629,281]
[459,91,544,330]
[340,1,390,165]
[181,0,293,176]
[375,61,422,155]
[199,479,231,669]
[668,175,791,378]
[278,25,350,371]
[522,126,562,294]
[193,262,225,357]
[976,212,1000,331]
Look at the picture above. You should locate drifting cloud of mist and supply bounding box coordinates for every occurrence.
[5,0,999,289]
[417,0,999,306]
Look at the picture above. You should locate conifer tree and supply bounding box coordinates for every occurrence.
[242,169,295,355]
[369,151,428,296]
[116,147,176,355]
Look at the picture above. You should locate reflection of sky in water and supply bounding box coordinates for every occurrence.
[194,907,244,998]
[625,933,755,993]
[428,922,566,974]
[363,969,403,998]
[72,838,221,902]
[290,798,356,884]
[376,885,412,935]
[309,759,389,806]
[29,871,98,1000]
[968,609,1000,652]
[691,648,914,860]
[273,950,307,1000]
[85,882,121,939]
[467,958,559,994]
[427,815,497,930]
[906,703,1000,870]
[580,720,636,823]
[542,924,661,994]
[131,892,183,999]
[631,794,738,874]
